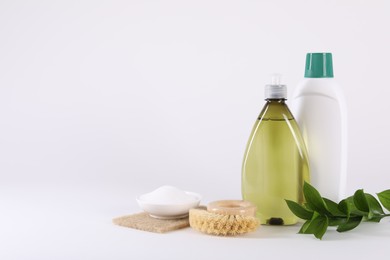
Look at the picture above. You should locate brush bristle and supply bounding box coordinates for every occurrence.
[189,208,260,236]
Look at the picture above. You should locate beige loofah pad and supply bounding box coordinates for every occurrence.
[113,212,190,233]
[189,207,260,236]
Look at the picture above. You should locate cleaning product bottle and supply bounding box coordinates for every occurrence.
[242,75,310,225]
[291,53,347,202]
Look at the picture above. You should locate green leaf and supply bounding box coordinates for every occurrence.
[328,217,347,226]
[377,190,390,211]
[353,190,369,213]
[344,196,367,216]
[303,212,329,240]
[290,186,390,240]
[323,198,346,216]
[304,202,314,211]
[364,193,385,216]
[298,220,311,234]
[337,216,363,232]
[338,199,350,218]
[364,215,385,223]
[303,182,330,215]
[285,200,313,220]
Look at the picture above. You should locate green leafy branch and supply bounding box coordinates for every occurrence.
[285,182,390,240]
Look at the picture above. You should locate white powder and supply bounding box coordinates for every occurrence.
[140,185,198,205]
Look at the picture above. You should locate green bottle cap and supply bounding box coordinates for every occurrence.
[304,53,334,78]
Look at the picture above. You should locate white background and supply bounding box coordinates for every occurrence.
[1,0,390,259]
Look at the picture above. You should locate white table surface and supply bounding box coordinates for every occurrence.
[2,182,389,260]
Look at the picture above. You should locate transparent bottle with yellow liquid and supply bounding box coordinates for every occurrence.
[242,75,310,225]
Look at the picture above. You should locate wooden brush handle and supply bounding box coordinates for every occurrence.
[207,200,256,217]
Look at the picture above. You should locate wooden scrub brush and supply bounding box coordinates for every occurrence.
[189,200,260,236]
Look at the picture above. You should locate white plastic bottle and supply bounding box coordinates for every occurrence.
[291,53,347,202]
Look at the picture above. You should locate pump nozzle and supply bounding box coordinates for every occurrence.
[265,73,287,99]
[271,73,282,85]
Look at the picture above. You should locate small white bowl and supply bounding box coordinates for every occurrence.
[136,191,201,219]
